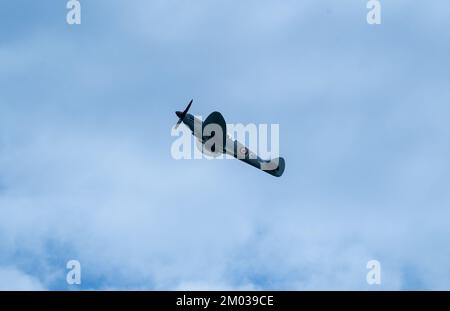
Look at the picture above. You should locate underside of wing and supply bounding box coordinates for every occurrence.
[202,111,227,154]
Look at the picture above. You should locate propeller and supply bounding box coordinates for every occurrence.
[175,99,193,129]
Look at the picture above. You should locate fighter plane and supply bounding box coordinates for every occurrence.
[174,100,285,177]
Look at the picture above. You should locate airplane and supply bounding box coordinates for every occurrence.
[174,100,285,177]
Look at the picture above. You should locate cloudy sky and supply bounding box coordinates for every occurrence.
[1,0,449,290]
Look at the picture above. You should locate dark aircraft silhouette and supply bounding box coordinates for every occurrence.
[175,100,285,177]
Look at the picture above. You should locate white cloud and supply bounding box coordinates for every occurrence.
[0,0,450,290]
[0,267,46,291]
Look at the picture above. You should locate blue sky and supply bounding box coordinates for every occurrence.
[0,0,450,290]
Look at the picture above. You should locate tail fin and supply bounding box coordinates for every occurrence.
[266,157,285,177]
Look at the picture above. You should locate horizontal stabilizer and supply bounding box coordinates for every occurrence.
[264,157,285,177]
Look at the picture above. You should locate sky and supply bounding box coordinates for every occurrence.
[0,0,449,290]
